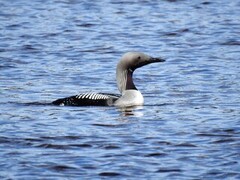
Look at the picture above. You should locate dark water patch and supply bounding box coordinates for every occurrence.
[39,142,92,149]
[220,161,238,166]
[0,136,12,144]
[0,48,11,53]
[204,170,225,178]
[20,45,41,53]
[101,154,125,159]
[102,144,121,150]
[196,132,234,138]
[201,1,212,5]
[39,135,107,145]
[41,32,59,38]
[174,143,197,147]
[63,29,75,33]
[82,165,97,170]
[156,168,182,173]
[24,137,44,142]
[76,23,97,27]
[155,141,173,146]
[69,143,92,148]
[144,152,167,157]
[20,102,54,106]
[164,28,190,37]
[91,123,125,128]
[39,135,84,141]
[51,165,78,171]
[110,1,135,5]
[21,44,38,50]
[164,0,181,2]
[145,103,171,107]
[38,144,69,149]
[0,136,43,147]
[0,57,30,65]
[19,34,38,39]
[222,129,238,134]
[220,40,240,46]
[5,24,22,29]
[99,172,122,177]
[211,138,238,144]
[212,128,238,135]
[59,135,83,140]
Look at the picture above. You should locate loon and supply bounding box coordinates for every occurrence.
[52,52,165,107]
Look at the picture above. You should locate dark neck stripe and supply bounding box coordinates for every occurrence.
[126,70,137,90]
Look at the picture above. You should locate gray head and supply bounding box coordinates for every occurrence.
[116,52,165,94]
[117,52,165,71]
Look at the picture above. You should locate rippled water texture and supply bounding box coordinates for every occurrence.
[0,0,240,179]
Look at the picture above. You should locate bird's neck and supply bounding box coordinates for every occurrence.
[117,68,137,94]
[126,70,137,91]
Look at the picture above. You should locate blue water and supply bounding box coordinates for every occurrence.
[1,0,240,179]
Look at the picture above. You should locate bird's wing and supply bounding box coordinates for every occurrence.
[52,92,120,106]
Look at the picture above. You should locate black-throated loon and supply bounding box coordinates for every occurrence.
[52,52,165,107]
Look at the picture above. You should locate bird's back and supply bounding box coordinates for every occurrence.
[52,92,120,106]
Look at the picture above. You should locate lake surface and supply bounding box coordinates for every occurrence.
[0,0,240,179]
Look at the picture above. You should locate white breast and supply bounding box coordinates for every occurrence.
[113,90,144,107]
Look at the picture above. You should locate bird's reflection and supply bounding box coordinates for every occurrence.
[118,106,144,117]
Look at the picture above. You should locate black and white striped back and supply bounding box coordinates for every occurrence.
[52,92,120,106]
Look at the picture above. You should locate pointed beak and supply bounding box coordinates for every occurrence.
[150,57,166,63]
